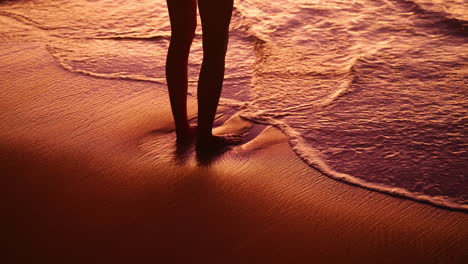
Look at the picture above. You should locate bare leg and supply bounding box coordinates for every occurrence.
[197,0,240,149]
[166,0,197,144]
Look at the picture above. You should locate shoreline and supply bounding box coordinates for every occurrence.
[2,41,467,263]
[240,113,468,212]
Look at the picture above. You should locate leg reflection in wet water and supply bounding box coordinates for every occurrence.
[165,0,242,159]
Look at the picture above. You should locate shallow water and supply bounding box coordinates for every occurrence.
[0,0,466,210]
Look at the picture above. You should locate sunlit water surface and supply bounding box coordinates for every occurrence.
[0,0,466,210]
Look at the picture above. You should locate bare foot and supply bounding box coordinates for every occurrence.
[196,134,243,152]
[176,124,197,145]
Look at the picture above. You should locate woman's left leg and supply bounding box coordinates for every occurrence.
[165,0,197,143]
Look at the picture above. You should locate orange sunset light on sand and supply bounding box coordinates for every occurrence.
[2,0,467,263]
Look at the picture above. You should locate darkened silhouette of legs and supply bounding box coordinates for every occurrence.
[166,0,240,151]
[166,0,197,144]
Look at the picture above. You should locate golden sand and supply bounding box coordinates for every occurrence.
[2,42,467,263]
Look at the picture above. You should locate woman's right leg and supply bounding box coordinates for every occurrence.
[196,0,239,149]
[166,0,197,143]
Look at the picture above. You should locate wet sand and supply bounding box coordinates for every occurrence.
[2,42,467,263]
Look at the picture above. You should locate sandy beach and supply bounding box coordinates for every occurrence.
[2,41,467,263]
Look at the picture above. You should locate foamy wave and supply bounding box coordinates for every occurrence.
[45,45,166,84]
[239,109,468,212]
